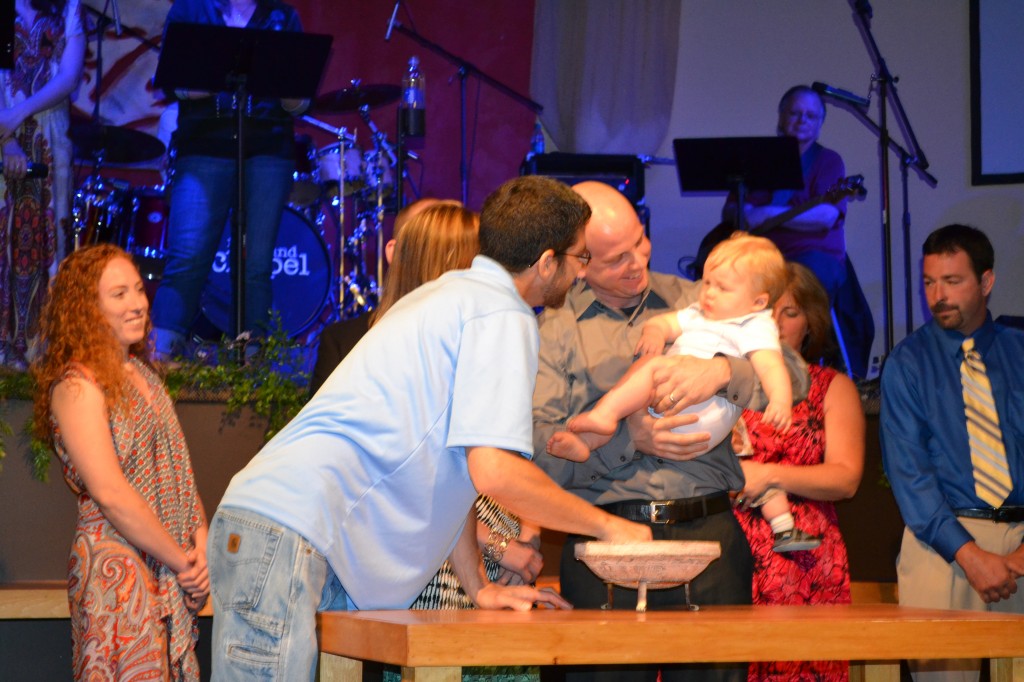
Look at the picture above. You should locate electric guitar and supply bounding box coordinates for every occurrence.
[689,174,867,280]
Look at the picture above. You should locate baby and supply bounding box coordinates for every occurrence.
[548,232,820,552]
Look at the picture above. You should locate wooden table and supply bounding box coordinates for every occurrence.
[317,604,1024,682]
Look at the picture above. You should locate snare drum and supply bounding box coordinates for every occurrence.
[71,176,133,249]
[125,185,170,283]
[316,141,365,197]
[290,134,320,208]
[200,206,331,338]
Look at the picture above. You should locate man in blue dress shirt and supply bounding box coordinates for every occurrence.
[881,224,1024,682]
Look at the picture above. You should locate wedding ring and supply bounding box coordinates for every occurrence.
[669,392,677,403]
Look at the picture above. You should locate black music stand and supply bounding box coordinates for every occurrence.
[154,23,331,337]
[673,137,803,231]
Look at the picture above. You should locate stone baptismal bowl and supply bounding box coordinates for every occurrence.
[575,540,722,611]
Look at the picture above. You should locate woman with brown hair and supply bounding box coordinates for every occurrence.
[32,244,208,680]
[733,261,865,681]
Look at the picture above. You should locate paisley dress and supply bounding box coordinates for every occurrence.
[0,0,80,367]
[734,364,852,682]
[53,358,204,681]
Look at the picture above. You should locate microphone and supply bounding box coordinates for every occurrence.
[0,162,49,179]
[358,104,398,166]
[854,0,873,20]
[385,1,400,41]
[111,0,122,36]
[812,81,870,109]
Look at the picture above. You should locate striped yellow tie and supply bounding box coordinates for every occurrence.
[961,337,1012,507]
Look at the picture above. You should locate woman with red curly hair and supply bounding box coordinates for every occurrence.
[31,244,209,681]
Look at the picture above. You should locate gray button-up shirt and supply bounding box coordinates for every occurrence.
[532,271,808,505]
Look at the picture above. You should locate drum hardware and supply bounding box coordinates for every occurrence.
[71,175,134,250]
[299,114,358,318]
[341,217,378,319]
[355,103,398,303]
[297,90,403,322]
[290,134,321,208]
[312,83,401,113]
[69,117,166,166]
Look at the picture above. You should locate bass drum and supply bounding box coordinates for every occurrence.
[200,206,331,338]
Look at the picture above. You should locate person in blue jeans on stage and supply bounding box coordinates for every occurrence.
[152,0,307,359]
[207,177,652,681]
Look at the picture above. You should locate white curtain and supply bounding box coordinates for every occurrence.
[530,0,681,155]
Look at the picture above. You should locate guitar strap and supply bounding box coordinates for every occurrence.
[770,142,822,207]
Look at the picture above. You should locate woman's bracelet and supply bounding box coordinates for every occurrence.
[482,530,511,563]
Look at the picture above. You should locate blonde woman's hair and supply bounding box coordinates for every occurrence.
[704,232,787,306]
[370,201,479,325]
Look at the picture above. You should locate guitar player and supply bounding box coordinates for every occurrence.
[719,84,874,378]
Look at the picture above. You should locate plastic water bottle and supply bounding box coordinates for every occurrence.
[399,56,425,138]
[529,121,545,158]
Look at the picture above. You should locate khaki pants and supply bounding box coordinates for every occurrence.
[897,518,1024,682]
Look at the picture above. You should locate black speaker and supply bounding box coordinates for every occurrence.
[520,152,646,206]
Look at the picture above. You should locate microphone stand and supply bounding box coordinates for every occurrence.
[80,4,162,139]
[389,20,542,204]
[850,0,935,353]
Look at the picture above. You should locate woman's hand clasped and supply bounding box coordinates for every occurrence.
[176,541,210,612]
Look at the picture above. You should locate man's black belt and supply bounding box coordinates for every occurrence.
[955,507,1024,523]
[599,493,731,524]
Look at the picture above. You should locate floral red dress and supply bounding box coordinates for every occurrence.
[53,359,204,681]
[734,364,852,682]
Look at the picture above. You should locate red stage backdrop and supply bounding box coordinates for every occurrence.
[77,0,537,211]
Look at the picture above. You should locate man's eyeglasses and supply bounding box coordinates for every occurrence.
[555,251,592,266]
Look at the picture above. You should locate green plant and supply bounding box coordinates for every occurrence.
[165,322,311,441]
[0,320,311,482]
[0,369,34,474]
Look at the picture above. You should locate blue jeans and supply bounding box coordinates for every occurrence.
[788,250,846,306]
[152,154,293,342]
[209,507,349,682]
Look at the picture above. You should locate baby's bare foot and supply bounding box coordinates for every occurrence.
[547,431,592,462]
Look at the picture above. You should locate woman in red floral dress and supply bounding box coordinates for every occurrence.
[733,262,865,681]
[32,244,209,680]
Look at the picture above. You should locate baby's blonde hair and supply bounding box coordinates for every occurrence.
[704,232,787,306]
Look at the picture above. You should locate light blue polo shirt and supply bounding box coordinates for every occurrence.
[219,256,539,609]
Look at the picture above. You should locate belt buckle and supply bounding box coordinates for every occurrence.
[648,501,671,524]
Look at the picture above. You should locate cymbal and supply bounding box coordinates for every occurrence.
[71,122,166,164]
[314,84,401,113]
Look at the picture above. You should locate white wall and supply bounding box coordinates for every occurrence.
[642,1,1024,372]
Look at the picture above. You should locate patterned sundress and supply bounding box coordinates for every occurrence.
[53,358,204,681]
[734,364,852,682]
[0,0,80,366]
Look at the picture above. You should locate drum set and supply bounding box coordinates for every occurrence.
[69,82,405,343]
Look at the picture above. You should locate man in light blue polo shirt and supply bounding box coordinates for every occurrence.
[207,176,653,682]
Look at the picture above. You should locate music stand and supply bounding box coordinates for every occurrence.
[672,137,803,231]
[154,23,331,337]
